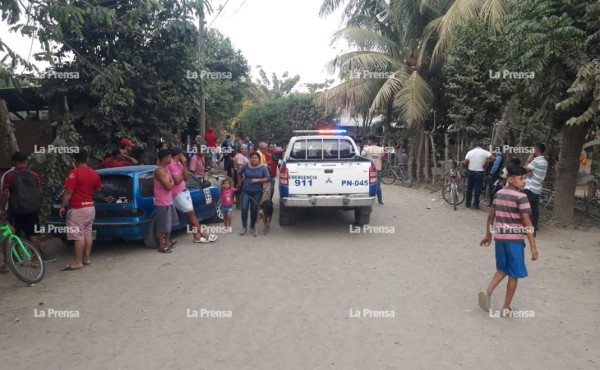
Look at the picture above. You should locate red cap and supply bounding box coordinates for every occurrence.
[120,139,134,147]
[208,128,214,133]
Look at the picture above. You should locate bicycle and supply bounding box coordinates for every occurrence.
[380,163,413,187]
[442,166,466,210]
[0,214,45,285]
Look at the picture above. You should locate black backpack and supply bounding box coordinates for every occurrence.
[9,170,42,214]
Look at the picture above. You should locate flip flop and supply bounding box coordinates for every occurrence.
[61,265,82,271]
[478,290,490,312]
[193,237,210,244]
[158,247,173,253]
[168,239,178,248]
[208,234,218,242]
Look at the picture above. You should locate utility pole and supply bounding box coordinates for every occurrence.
[198,9,207,139]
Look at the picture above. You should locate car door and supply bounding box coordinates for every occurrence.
[185,174,214,221]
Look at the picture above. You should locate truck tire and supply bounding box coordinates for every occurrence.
[354,207,371,226]
[279,201,294,226]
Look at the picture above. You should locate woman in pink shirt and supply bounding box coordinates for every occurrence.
[189,151,205,179]
[154,149,179,253]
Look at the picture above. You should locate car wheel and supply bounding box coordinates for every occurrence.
[144,217,159,249]
[279,200,294,226]
[211,199,224,223]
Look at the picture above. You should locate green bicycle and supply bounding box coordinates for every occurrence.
[0,215,45,285]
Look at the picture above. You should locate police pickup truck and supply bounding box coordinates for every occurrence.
[278,130,377,226]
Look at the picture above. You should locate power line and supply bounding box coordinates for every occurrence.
[208,0,230,28]
[228,0,248,20]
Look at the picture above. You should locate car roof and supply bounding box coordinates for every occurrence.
[96,165,156,175]
[290,135,354,140]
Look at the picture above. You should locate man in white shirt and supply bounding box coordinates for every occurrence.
[462,140,495,209]
[362,136,384,205]
[524,143,548,236]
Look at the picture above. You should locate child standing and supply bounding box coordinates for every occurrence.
[479,165,538,317]
[221,179,234,233]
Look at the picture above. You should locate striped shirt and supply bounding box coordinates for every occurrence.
[525,156,548,195]
[492,188,532,241]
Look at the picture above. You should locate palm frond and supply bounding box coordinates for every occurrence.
[393,70,434,126]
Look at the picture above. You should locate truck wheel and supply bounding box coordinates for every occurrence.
[279,201,294,226]
[144,217,160,249]
[354,208,371,226]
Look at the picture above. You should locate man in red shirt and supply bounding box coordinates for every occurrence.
[119,138,139,165]
[204,128,218,169]
[0,152,55,273]
[59,149,102,271]
[99,148,131,169]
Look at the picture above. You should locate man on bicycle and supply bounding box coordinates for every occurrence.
[0,152,56,274]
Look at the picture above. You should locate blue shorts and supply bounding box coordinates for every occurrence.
[495,241,528,279]
[220,205,233,214]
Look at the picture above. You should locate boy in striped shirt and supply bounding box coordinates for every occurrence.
[479,165,538,317]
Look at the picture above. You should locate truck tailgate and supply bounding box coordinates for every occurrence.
[287,162,371,195]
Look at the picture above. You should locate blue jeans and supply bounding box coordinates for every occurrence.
[466,170,484,208]
[241,190,262,228]
[377,170,383,204]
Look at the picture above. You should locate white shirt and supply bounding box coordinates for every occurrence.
[465,147,492,171]
[362,145,384,170]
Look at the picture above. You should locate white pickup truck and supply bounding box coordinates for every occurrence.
[278,130,377,226]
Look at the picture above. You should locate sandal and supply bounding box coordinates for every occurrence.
[168,239,178,248]
[61,264,83,271]
[193,237,210,244]
[208,234,218,242]
[158,247,173,253]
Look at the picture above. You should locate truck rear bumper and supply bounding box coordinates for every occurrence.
[282,195,375,207]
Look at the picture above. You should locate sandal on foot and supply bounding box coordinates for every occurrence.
[208,234,218,242]
[193,237,210,244]
[158,247,173,253]
[168,239,178,248]
[478,289,490,312]
[61,265,83,271]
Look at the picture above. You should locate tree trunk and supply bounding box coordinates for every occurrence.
[0,99,20,154]
[430,131,438,186]
[416,128,424,183]
[553,122,592,225]
[444,134,449,173]
[423,131,430,182]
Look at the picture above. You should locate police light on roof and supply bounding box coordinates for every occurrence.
[292,129,347,135]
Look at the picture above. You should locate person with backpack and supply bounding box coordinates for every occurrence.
[0,152,56,271]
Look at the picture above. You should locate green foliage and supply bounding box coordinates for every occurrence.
[442,18,513,139]
[236,94,336,145]
[502,0,589,128]
[29,119,82,221]
[556,0,600,126]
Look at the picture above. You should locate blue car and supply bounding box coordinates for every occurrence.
[46,165,223,248]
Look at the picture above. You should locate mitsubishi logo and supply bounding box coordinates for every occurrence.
[326,178,332,183]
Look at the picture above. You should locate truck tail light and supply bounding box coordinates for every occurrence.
[369,164,377,184]
[280,166,289,185]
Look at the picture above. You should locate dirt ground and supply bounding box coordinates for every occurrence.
[1,184,599,370]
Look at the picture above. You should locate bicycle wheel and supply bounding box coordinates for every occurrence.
[380,168,397,185]
[398,168,414,187]
[6,239,45,285]
[452,185,458,210]
[586,198,600,220]
[442,185,453,204]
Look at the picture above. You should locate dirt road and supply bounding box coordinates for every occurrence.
[1,184,599,369]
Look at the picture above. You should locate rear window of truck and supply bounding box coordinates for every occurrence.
[289,138,356,160]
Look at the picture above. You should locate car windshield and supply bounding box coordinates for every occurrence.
[94,175,134,204]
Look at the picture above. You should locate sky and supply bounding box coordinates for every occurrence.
[0,0,347,89]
